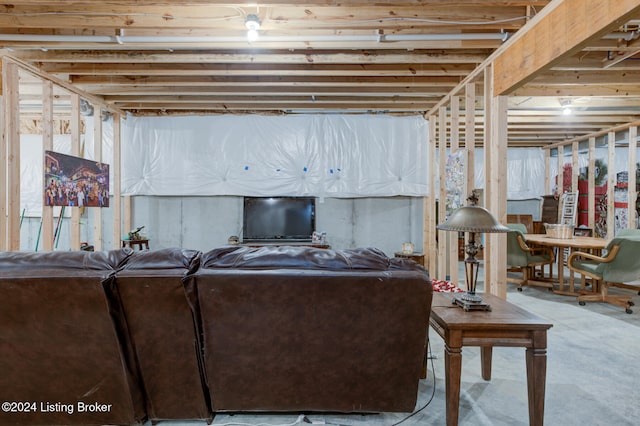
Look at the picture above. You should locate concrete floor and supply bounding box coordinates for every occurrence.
[149,279,640,426]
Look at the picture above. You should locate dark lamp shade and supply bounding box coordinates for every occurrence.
[436,205,510,233]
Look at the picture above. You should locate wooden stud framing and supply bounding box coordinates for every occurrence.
[487,93,508,299]
[0,96,5,249]
[557,145,564,201]
[464,83,475,272]
[448,95,460,286]
[124,195,132,239]
[113,113,122,249]
[607,131,615,237]
[41,80,54,251]
[588,137,596,230]
[3,59,20,251]
[424,118,437,273]
[92,105,103,251]
[465,83,476,194]
[483,65,493,289]
[544,149,550,194]
[437,106,447,280]
[629,126,638,229]
[70,93,81,250]
[572,141,579,194]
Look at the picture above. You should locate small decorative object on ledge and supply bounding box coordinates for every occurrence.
[436,190,510,311]
[401,242,415,255]
[128,225,145,241]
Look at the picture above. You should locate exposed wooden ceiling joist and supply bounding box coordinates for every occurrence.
[1,0,639,147]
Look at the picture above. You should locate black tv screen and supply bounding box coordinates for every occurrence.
[243,197,316,242]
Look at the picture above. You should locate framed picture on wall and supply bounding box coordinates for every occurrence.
[44,151,110,208]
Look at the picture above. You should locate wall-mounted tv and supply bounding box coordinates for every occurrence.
[243,196,316,243]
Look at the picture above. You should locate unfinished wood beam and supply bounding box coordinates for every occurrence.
[113,113,122,249]
[572,141,579,194]
[124,195,132,241]
[425,118,437,274]
[607,131,615,237]
[437,106,447,281]
[41,80,54,251]
[92,105,103,251]
[2,55,123,116]
[493,0,640,95]
[557,145,564,200]
[70,93,81,250]
[448,96,460,286]
[487,93,508,299]
[465,83,476,196]
[544,149,550,194]
[0,68,5,250]
[3,59,20,250]
[588,137,596,231]
[483,66,493,290]
[629,126,638,229]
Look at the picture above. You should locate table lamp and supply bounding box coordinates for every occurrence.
[436,191,510,311]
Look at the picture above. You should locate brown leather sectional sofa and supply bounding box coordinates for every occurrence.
[0,246,432,425]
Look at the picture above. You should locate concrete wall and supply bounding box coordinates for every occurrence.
[20,196,425,257]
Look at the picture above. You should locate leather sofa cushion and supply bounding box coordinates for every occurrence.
[0,248,132,272]
[118,247,201,274]
[200,245,418,271]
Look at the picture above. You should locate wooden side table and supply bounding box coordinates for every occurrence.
[429,292,552,426]
[122,239,150,250]
[394,252,425,266]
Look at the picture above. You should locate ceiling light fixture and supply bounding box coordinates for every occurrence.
[561,100,572,115]
[245,14,261,42]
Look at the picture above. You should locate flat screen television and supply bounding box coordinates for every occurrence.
[243,196,316,243]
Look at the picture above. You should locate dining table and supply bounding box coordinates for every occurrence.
[524,234,610,296]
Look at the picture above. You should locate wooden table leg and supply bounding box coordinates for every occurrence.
[526,331,548,426]
[480,346,492,380]
[444,342,462,426]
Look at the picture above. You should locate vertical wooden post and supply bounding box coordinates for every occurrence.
[464,83,476,278]
[0,62,6,251]
[483,65,493,289]
[487,94,509,299]
[465,83,476,195]
[424,118,437,273]
[92,105,103,250]
[437,106,447,280]
[3,59,20,251]
[448,95,460,286]
[113,113,122,249]
[124,195,132,237]
[572,141,579,193]
[70,94,81,250]
[41,81,54,251]
[544,149,550,194]
[629,127,637,229]
[607,132,615,237]
[557,145,564,201]
[588,137,596,230]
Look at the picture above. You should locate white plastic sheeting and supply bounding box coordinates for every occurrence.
[121,114,429,197]
[434,147,547,200]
